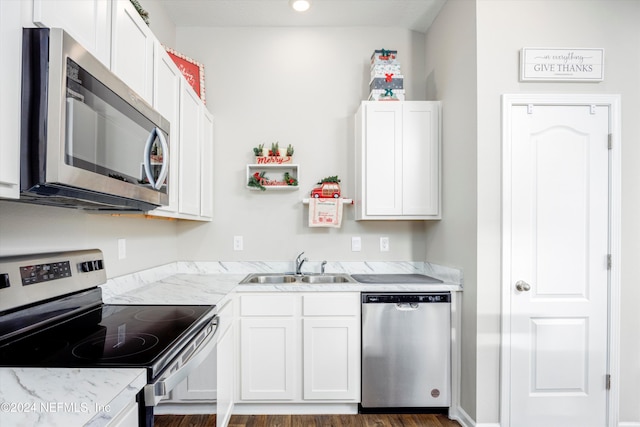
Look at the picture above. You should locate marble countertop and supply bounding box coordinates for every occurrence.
[102,260,463,305]
[0,368,146,427]
[0,260,462,426]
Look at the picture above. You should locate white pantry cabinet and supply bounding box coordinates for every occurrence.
[0,0,22,200]
[111,0,154,103]
[32,0,111,67]
[354,101,441,220]
[238,292,360,403]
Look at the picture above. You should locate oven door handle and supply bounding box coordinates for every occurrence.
[144,316,219,406]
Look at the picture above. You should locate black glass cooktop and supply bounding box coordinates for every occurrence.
[0,304,214,375]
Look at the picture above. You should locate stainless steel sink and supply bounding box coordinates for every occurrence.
[239,273,356,285]
[300,274,354,284]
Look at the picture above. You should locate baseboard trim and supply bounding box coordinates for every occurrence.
[619,422,640,427]
[449,405,476,427]
[232,402,359,415]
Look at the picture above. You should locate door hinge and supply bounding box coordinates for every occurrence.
[608,134,612,150]
[607,254,612,270]
[606,374,611,390]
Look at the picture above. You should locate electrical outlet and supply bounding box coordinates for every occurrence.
[117,238,126,260]
[351,236,362,252]
[380,237,390,252]
[233,236,244,251]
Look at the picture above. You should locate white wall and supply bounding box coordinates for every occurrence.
[175,26,432,263]
[475,0,640,424]
[424,0,479,421]
[0,201,179,278]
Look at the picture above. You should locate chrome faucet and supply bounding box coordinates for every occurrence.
[295,252,308,275]
[321,261,327,275]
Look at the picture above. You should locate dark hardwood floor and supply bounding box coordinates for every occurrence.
[155,413,462,427]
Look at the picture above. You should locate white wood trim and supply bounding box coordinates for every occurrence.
[500,94,621,427]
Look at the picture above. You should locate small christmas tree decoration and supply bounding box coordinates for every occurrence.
[269,142,280,156]
[253,143,264,156]
[317,175,340,184]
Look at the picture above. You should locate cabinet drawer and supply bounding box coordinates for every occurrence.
[240,294,296,316]
[302,293,360,316]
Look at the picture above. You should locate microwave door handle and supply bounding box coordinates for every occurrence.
[143,128,158,189]
[143,127,169,190]
[154,130,169,190]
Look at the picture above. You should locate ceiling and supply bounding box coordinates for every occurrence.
[158,0,447,33]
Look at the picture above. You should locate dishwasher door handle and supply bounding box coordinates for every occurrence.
[395,302,419,311]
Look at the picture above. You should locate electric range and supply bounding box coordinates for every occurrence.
[0,249,218,427]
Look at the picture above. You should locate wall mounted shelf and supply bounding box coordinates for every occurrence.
[246,164,299,191]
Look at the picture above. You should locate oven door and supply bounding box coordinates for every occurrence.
[144,315,219,406]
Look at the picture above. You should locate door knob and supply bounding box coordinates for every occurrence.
[515,280,531,292]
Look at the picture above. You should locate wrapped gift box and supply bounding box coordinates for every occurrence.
[370,49,398,65]
[371,63,402,76]
[369,75,404,90]
[369,89,406,101]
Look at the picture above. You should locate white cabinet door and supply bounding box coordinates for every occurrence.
[217,317,235,427]
[178,82,202,216]
[32,0,111,66]
[362,102,403,216]
[240,317,296,400]
[355,101,441,220]
[0,0,22,200]
[303,317,360,400]
[105,399,138,427]
[200,108,214,219]
[150,42,181,216]
[111,0,153,103]
[402,102,440,216]
[172,350,217,401]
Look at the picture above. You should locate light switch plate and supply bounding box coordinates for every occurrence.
[380,237,390,252]
[351,236,362,252]
[233,236,243,251]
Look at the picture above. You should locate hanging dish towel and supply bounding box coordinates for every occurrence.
[308,198,343,228]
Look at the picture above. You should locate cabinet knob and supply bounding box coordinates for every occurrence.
[515,280,531,292]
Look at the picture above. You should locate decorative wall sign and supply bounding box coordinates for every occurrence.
[165,47,206,103]
[520,48,604,82]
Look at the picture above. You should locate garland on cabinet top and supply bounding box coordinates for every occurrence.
[129,0,150,25]
[369,48,404,101]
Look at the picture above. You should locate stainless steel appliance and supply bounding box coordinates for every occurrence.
[361,292,451,409]
[0,250,218,427]
[20,28,170,212]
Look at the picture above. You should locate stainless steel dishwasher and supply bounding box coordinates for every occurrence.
[361,292,451,409]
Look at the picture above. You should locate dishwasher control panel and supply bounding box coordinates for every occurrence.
[362,292,451,304]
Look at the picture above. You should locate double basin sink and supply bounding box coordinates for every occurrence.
[240,273,357,285]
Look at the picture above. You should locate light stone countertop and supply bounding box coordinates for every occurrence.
[0,368,146,427]
[1,260,462,426]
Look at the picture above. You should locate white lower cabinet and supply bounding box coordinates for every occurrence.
[238,292,360,404]
[216,308,235,427]
[171,350,218,401]
[105,399,138,427]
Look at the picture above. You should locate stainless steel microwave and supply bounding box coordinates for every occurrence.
[20,28,170,212]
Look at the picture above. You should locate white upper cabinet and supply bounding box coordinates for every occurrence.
[178,81,202,217]
[32,0,111,67]
[0,0,22,200]
[200,108,214,219]
[111,0,154,103]
[150,42,182,216]
[354,101,441,220]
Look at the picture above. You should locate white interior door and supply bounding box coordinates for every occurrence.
[505,101,610,427]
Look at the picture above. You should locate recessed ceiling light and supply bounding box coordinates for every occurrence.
[290,0,311,12]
